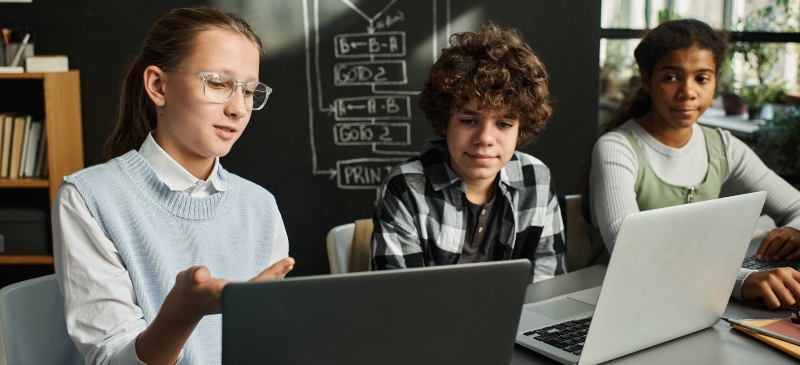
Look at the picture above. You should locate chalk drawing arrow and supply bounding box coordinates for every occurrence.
[313,169,337,179]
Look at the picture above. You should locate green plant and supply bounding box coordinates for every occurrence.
[657,8,682,24]
[600,40,632,79]
[755,106,800,172]
[740,83,786,109]
[732,1,798,85]
[716,57,739,97]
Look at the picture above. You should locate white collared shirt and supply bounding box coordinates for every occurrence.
[53,132,289,365]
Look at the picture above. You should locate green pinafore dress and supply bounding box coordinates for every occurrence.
[582,126,728,266]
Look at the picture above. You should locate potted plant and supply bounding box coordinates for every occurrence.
[739,83,785,120]
[787,86,800,106]
[599,40,634,102]
[788,92,800,106]
[599,59,620,96]
[717,57,746,116]
[754,106,800,187]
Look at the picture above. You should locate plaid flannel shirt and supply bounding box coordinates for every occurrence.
[371,139,566,282]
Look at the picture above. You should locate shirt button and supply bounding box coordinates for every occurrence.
[478,227,484,233]
[481,209,486,215]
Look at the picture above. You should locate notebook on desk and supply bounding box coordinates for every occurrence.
[515,191,767,365]
[222,259,531,365]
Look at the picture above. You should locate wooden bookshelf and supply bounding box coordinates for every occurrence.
[0,178,50,188]
[0,71,84,265]
[0,255,54,265]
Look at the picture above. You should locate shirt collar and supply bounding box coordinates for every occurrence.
[419,138,520,192]
[137,132,232,192]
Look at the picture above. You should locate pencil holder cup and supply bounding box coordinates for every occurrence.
[4,43,34,67]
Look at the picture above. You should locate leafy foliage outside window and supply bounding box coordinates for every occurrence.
[755,106,800,172]
[728,1,798,112]
[657,8,682,24]
[732,1,798,85]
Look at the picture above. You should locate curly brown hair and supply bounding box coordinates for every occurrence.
[419,21,552,147]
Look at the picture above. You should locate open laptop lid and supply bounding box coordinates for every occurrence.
[579,191,767,365]
[222,259,531,365]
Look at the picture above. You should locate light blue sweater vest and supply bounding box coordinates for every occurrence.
[65,151,277,365]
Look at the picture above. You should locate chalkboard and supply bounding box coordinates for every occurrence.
[0,0,601,276]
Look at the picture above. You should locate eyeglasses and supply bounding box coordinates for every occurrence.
[163,68,272,110]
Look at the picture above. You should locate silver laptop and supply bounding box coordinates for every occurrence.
[222,259,531,365]
[516,191,767,365]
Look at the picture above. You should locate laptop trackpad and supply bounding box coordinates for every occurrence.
[524,297,595,320]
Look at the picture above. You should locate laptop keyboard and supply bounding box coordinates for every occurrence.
[741,255,800,271]
[522,316,592,355]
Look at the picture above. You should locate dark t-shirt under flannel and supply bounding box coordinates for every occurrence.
[458,182,505,264]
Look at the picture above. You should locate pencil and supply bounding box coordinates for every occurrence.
[721,317,800,346]
[9,33,30,68]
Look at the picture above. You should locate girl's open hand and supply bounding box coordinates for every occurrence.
[167,266,232,322]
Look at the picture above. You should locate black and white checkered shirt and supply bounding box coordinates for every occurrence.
[371,139,566,282]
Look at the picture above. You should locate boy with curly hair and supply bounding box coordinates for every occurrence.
[371,22,565,281]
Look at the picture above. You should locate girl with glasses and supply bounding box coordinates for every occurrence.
[586,19,800,310]
[53,6,293,365]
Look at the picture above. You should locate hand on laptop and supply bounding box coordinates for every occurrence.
[741,267,800,309]
[755,228,800,261]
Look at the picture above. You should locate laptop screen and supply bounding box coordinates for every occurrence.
[222,260,531,365]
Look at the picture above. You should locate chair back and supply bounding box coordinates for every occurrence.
[559,194,594,272]
[326,223,354,274]
[326,219,373,273]
[0,274,83,365]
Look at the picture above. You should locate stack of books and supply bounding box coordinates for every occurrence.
[0,112,48,179]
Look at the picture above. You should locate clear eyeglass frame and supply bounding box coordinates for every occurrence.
[163,67,273,110]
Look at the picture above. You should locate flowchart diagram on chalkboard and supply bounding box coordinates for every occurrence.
[304,0,451,193]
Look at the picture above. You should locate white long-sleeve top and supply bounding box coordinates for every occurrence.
[53,132,289,365]
[590,120,800,300]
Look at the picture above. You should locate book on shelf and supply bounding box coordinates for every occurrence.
[1,114,14,178]
[22,119,42,178]
[17,115,32,178]
[0,112,12,171]
[33,122,47,178]
[25,55,69,73]
[39,151,48,178]
[8,114,30,179]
